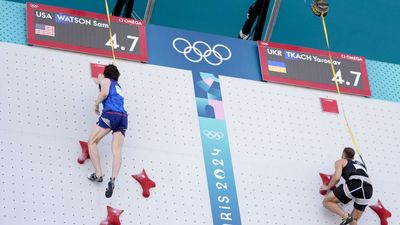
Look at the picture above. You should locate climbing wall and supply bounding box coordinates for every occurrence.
[220,75,400,225]
[0,42,212,225]
[1,43,399,224]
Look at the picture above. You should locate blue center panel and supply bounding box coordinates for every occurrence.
[192,71,242,225]
[147,24,261,81]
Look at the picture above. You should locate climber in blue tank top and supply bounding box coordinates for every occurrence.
[86,64,128,198]
[102,79,127,114]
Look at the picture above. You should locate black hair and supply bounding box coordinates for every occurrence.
[343,147,355,159]
[103,64,120,81]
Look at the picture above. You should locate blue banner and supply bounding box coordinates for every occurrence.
[147,24,261,81]
[193,72,242,225]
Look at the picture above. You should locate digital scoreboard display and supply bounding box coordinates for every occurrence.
[26,2,148,62]
[258,41,371,96]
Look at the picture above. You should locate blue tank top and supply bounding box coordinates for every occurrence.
[102,79,127,114]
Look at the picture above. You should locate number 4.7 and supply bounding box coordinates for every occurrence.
[331,69,362,87]
[105,33,139,52]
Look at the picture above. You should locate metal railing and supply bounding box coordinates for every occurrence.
[131,0,155,23]
[263,0,282,42]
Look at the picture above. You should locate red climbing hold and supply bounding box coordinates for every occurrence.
[370,200,392,225]
[100,205,124,225]
[132,169,156,198]
[91,63,105,78]
[319,173,336,195]
[320,98,339,114]
[77,141,90,164]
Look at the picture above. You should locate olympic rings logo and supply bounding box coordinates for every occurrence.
[172,38,232,66]
[203,130,224,140]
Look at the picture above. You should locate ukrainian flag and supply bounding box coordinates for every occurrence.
[268,60,287,74]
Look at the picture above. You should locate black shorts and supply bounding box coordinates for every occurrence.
[333,179,373,211]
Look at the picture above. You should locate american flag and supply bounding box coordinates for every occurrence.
[35,24,55,37]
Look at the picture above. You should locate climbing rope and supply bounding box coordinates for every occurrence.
[104,0,117,65]
[320,14,367,168]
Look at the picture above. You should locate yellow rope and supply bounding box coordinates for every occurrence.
[321,15,366,166]
[104,0,117,65]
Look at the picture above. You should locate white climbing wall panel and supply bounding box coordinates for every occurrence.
[220,75,400,225]
[0,42,212,225]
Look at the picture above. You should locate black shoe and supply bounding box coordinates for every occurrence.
[339,214,353,225]
[105,178,115,198]
[238,30,249,40]
[87,173,103,182]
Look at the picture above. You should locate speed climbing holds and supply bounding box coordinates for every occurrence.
[132,169,156,198]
